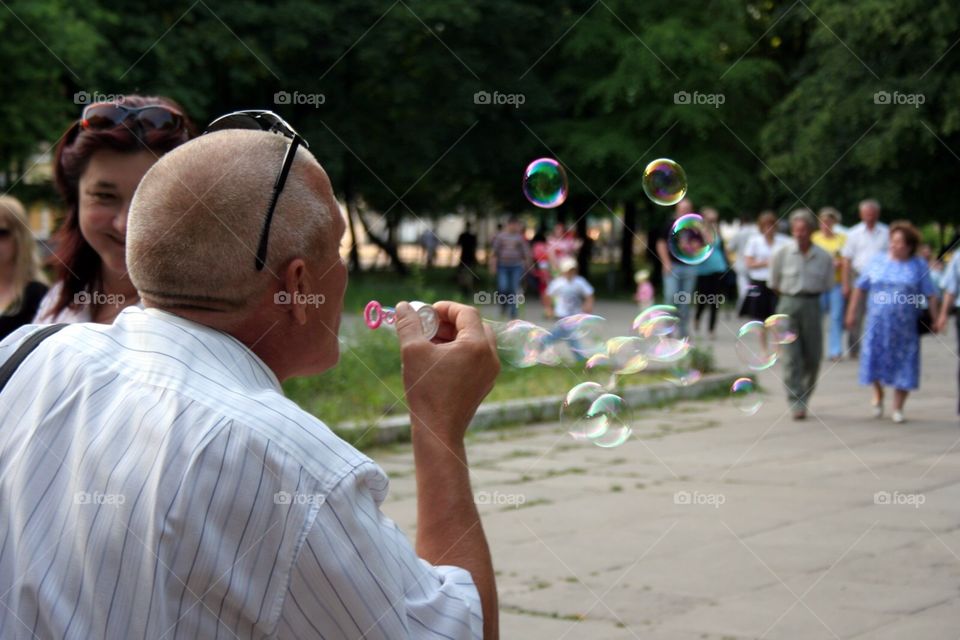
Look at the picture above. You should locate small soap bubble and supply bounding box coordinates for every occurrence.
[494,320,549,368]
[731,377,762,415]
[642,158,687,206]
[735,321,778,371]
[645,337,691,363]
[551,313,607,359]
[665,368,702,387]
[523,158,568,208]
[560,382,632,448]
[604,336,649,375]
[632,305,679,337]
[764,314,797,345]
[668,213,716,265]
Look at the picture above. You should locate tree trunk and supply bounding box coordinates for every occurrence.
[344,204,362,272]
[355,205,408,275]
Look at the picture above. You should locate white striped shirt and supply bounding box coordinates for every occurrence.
[0,307,481,639]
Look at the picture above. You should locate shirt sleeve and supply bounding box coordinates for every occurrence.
[546,278,561,296]
[944,254,960,296]
[768,247,782,291]
[841,231,856,260]
[917,259,938,298]
[276,463,482,640]
[578,277,595,297]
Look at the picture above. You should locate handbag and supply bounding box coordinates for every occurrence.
[918,309,934,336]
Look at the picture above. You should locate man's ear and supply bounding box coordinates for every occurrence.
[281,258,309,325]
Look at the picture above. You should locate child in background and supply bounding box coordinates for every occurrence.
[547,257,595,319]
[634,269,654,310]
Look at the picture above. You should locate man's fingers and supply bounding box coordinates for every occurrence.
[432,301,486,340]
[395,302,426,345]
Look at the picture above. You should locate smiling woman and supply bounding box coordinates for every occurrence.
[34,95,196,324]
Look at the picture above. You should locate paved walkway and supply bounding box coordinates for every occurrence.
[373,301,960,639]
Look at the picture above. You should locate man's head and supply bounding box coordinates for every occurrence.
[789,208,816,246]
[127,128,347,381]
[675,198,694,217]
[859,198,881,226]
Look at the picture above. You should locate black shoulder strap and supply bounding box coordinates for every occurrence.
[0,324,68,394]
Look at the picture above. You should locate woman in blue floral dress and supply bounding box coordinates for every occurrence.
[846,221,940,423]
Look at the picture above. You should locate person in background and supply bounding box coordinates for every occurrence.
[0,196,48,340]
[456,221,478,295]
[811,207,847,362]
[530,229,553,318]
[846,221,939,424]
[657,198,698,337]
[693,207,729,340]
[935,249,960,416]
[420,226,440,267]
[841,198,889,358]
[489,216,531,319]
[730,212,758,314]
[546,256,594,319]
[740,210,791,321]
[35,95,195,324]
[634,268,654,310]
[546,221,577,271]
[769,209,834,420]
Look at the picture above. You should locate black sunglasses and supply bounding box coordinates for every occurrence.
[203,110,308,271]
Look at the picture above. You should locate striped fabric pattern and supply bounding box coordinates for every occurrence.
[0,307,481,639]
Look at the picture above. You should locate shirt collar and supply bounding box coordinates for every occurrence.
[133,307,282,391]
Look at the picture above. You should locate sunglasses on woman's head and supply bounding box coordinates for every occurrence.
[203,110,309,271]
[80,102,185,134]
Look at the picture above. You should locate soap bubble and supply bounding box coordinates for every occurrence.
[633,305,679,337]
[664,368,702,386]
[494,320,550,368]
[764,314,797,345]
[668,213,715,265]
[731,377,762,415]
[642,158,687,206]
[523,158,568,208]
[604,336,649,375]
[735,321,778,371]
[560,382,632,447]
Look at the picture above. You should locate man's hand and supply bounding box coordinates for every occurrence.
[395,301,500,445]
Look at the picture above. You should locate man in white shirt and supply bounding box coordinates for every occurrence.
[0,117,498,639]
[841,198,889,358]
[935,250,960,416]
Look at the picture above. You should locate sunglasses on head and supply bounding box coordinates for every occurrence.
[79,102,185,135]
[203,110,309,271]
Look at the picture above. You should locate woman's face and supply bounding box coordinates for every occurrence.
[889,230,911,261]
[78,149,158,276]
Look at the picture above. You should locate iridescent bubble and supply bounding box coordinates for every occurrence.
[585,353,610,369]
[735,321,778,371]
[642,158,688,206]
[494,320,550,368]
[764,314,797,345]
[605,336,649,375]
[731,377,762,415]
[551,313,607,358]
[560,383,631,447]
[632,304,679,337]
[646,337,691,363]
[523,158,568,208]
[668,214,716,265]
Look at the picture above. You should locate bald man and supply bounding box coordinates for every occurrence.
[0,125,499,639]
